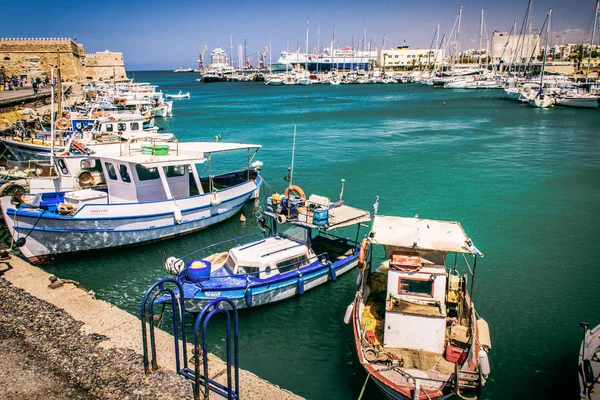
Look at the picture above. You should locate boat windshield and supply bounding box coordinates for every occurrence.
[278,224,307,243]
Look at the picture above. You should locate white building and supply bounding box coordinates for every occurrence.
[490,31,540,64]
[378,46,444,69]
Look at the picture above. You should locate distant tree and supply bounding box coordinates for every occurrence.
[592,51,599,58]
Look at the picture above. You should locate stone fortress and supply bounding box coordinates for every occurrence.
[0,37,127,82]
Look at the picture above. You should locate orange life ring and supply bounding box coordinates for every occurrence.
[55,118,69,130]
[358,238,369,270]
[283,185,306,200]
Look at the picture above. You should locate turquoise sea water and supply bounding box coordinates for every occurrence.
[41,71,600,399]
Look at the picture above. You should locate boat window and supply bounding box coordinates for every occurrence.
[237,265,259,277]
[135,164,160,181]
[166,165,186,177]
[118,164,131,183]
[57,159,68,175]
[117,122,127,131]
[105,162,117,180]
[398,278,433,297]
[81,159,100,170]
[224,254,236,272]
[276,255,308,274]
[105,123,113,132]
[278,224,307,243]
[131,122,140,131]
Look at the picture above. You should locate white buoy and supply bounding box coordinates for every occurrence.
[210,191,221,206]
[343,303,354,325]
[165,257,184,274]
[240,213,246,222]
[173,205,183,224]
[478,349,491,376]
[277,214,287,223]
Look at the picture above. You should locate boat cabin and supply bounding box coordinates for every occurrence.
[368,216,483,357]
[224,235,314,280]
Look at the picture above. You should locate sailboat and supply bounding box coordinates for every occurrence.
[529,8,555,108]
[556,0,600,109]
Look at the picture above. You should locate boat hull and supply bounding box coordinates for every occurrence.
[1,139,65,162]
[556,97,599,109]
[183,254,358,312]
[0,180,258,264]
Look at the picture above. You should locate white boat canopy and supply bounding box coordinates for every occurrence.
[326,205,371,231]
[369,215,481,255]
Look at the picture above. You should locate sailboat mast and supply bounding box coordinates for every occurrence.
[586,0,599,84]
[455,6,463,65]
[305,19,309,72]
[479,9,484,67]
[269,36,272,74]
[317,27,320,72]
[332,25,335,71]
[540,8,552,87]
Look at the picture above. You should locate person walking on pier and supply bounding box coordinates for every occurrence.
[32,80,38,95]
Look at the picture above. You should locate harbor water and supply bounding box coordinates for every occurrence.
[38,71,600,399]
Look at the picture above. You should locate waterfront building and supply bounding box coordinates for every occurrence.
[490,31,540,65]
[378,45,444,70]
[0,37,127,82]
[210,48,229,67]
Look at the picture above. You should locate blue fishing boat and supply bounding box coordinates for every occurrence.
[162,175,371,311]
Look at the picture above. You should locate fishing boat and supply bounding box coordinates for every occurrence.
[161,174,370,311]
[348,212,491,400]
[579,322,600,400]
[0,142,262,264]
[165,91,191,99]
[173,67,193,73]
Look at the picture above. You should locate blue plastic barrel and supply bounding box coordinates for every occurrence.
[185,260,212,283]
[313,208,329,226]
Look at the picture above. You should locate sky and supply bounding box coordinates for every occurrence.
[2,0,597,70]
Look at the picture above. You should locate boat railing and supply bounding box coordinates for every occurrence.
[176,232,266,263]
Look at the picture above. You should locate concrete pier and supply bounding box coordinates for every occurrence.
[0,255,301,400]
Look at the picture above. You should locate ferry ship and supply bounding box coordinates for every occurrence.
[271,46,376,72]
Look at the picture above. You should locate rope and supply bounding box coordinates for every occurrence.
[357,372,371,400]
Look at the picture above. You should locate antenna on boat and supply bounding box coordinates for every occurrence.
[339,179,345,202]
[290,124,297,186]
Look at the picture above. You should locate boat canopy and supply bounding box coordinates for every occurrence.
[369,215,480,255]
[325,205,371,231]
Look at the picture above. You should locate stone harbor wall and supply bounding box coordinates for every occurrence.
[0,38,127,82]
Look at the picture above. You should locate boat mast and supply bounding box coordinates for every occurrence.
[479,9,484,69]
[317,27,320,72]
[332,25,335,72]
[454,6,463,69]
[230,34,234,72]
[305,19,309,73]
[540,8,552,88]
[269,36,272,75]
[586,0,599,84]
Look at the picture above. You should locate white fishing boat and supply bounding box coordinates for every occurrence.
[165,91,191,99]
[0,142,263,264]
[348,212,491,400]
[579,322,600,400]
[173,67,193,73]
[161,174,370,311]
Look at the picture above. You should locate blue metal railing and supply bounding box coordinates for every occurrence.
[141,283,240,399]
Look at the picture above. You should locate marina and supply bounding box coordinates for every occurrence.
[0,1,599,398]
[0,72,596,399]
